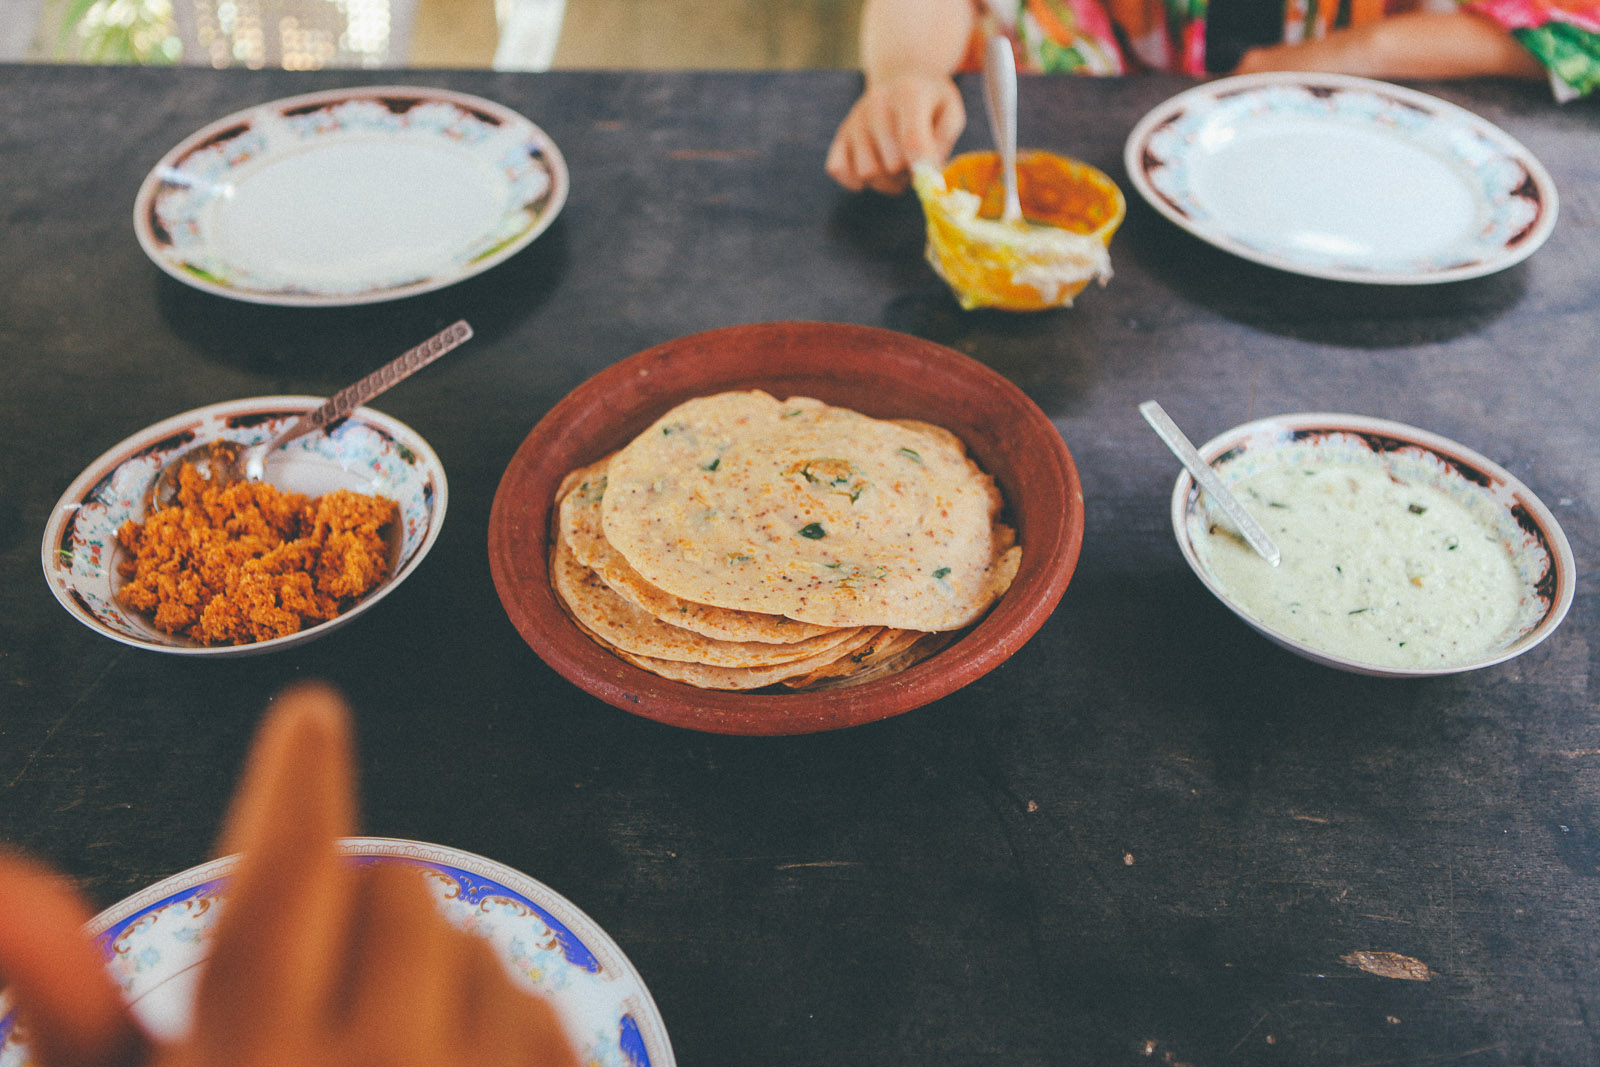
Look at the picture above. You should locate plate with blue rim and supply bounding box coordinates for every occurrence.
[1123,72,1557,284]
[0,838,674,1067]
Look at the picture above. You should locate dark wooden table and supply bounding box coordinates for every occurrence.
[2,63,1596,1065]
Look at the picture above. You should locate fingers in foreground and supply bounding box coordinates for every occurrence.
[0,852,147,1067]
[457,936,583,1067]
[213,682,359,862]
[197,682,360,1045]
[339,864,582,1067]
[336,864,455,1060]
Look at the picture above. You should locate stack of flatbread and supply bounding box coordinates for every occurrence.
[550,390,1021,690]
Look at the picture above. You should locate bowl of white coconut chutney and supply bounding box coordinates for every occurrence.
[1168,413,1576,677]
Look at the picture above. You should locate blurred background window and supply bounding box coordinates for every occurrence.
[8,0,864,70]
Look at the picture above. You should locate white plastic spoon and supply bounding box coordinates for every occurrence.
[982,34,1024,225]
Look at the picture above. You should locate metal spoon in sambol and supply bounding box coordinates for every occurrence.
[145,319,472,511]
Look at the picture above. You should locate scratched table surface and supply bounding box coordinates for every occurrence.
[1,63,1597,1066]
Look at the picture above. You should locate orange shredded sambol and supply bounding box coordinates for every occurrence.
[115,463,397,646]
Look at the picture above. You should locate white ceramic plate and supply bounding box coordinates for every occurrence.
[1124,73,1557,284]
[1169,413,1575,676]
[0,838,674,1067]
[41,396,447,656]
[135,86,568,306]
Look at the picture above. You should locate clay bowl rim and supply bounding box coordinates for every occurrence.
[487,320,1084,735]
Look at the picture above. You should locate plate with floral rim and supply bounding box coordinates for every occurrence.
[40,396,446,656]
[0,838,674,1067]
[1123,73,1557,284]
[134,85,568,306]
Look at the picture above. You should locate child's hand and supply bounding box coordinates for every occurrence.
[0,683,581,1067]
[826,73,966,194]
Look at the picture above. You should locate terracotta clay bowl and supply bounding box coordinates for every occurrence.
[487,321,1083,735]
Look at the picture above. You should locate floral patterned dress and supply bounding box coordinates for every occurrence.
[973,0,1600,99]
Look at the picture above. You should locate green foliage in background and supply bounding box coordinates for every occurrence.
[52,0,182,63]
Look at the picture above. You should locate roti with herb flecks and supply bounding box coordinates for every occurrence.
[558,458,835,644]
[600,391,1018,631]
[550,535,868,667]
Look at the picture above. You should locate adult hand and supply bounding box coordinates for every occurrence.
[1235,11,1544,80]
[0,683,580,1067]
[826,73,966,194]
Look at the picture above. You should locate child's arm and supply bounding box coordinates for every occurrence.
[1235,10,1544,81]
[826,0,979,194]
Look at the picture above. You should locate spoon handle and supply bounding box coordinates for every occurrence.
[272,320,474,450]
[1139,401,1281,568]
[983,34,1023,224]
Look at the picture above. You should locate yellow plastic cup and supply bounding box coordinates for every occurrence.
[916,150,1126,312]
